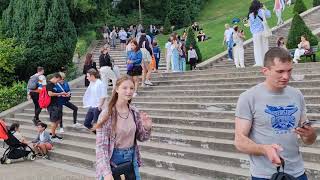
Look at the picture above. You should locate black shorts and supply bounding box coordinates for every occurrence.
[120,39,126,44]
[189,58,197,65]
[127,65,142,76]
[47,105,62,122]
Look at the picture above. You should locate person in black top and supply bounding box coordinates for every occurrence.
[47,73,69,140]
[99,45,117,91]
[83,53,97,87]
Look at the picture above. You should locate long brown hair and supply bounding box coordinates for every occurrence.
[96,76,135,132]
[84,53,93,65]
[131,39,140,52]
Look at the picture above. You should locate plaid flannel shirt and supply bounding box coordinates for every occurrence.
[95,105,151,179]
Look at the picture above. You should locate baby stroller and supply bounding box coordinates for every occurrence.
[0,120,36,164]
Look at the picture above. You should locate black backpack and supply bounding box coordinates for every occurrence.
[270,158,297,180]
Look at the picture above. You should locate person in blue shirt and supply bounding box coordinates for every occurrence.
[55,72,81,133]
[152,41,161,72]
[127,39,143,97]
[248,0,271,67]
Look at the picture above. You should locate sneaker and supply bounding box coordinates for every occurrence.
[144,80,153,86]
[36,153,44,158]
[59,128,64,133]
[133,92,138,97]
[32,118,41,126]
[51,135,63,140]
[43,154,50,160]
[72,123,83,128]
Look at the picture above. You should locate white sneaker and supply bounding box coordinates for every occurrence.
[72,123,83,128]
[144,80,153,86]
[133,92,138,97]
[59,128,64,133]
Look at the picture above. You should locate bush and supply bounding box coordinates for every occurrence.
[163,16,171,35]
[293,0,307,14]
[314,0,320,6]
[185,27,202,62]
[0,38,26,86]
[0,82,26,112]
[287,14,319,49]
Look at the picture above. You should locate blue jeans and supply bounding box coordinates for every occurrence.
[252,173,308,180]
[111,147,141,180]
[84,107,100,129]
[227,40,234,60]
[179,58,186,72]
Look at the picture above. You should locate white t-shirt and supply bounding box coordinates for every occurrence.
[224,28,234,42]
[165,42,172,56]
[119,30,127,40]
[39,131,45,142]
[83,79,107,108]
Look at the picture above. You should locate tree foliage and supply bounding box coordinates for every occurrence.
[0,0,10,18]
[293,0,307,14]
[2,0,77,80]
[314,0,320,6]
[287,14,318,49]
[185,27,202,62]
[0,38,25,86]
[163,16,171,35]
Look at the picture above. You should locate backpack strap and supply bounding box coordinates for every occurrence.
[276,157,285,172]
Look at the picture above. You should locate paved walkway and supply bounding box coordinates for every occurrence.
[0,148,95,180]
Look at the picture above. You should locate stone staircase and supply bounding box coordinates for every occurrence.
[2,61,320,179]
[197,6,320,69]
[1,7,320,179]
[91,41,167,72]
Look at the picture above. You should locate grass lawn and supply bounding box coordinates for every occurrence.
[156,0,315,62]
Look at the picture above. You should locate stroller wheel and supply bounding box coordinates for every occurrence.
[5,158,11,164]
[0,157,5,164]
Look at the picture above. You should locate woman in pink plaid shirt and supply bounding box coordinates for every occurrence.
[95,76,152,180]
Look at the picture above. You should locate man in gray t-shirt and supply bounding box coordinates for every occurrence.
[234,47,317,179]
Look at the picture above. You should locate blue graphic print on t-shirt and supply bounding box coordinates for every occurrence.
[265,105,298,134]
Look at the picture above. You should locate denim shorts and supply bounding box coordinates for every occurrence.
[101,146,141,180]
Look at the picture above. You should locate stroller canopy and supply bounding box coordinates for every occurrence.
[0,120,8,140]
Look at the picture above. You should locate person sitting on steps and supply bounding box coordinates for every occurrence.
[292,35,311,64]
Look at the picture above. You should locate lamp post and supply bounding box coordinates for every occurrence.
[138,0,142,23]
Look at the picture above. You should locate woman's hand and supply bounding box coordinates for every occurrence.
[103,174,114,180]
[140,111,152,131]
[127,60,132,64]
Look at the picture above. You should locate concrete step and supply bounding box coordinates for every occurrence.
[63,95,320,105]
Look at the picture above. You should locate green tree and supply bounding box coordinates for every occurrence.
[163,16,171,35]
[293,0,307,14]
[2,0,77,80]
[185,27,202,62]
[183,13,192,27]
[0,0,10,18]
[287,14,319,49]
[0,38,25,86]
[314,0,320,6]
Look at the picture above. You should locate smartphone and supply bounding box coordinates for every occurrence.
[299,120,317,128]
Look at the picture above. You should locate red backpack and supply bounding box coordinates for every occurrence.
[38,86,51,108]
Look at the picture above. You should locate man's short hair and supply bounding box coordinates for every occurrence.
[87,68,100,79]
[264,47,292,68]
[52,72,62,79]
[37,66,44,72]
